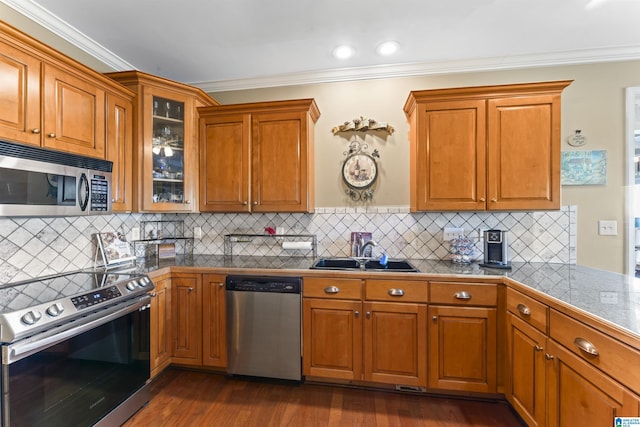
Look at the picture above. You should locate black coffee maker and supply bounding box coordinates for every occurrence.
[479,229,511,269]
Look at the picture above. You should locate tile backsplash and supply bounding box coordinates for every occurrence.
[0,206,576,284]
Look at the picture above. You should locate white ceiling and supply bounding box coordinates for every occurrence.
[4,0,640,91]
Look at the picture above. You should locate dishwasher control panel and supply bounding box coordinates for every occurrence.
[226,276,301,293]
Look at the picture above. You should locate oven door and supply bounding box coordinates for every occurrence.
[1,297,151,427]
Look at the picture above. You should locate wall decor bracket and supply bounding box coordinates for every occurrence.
[331,116,394,135]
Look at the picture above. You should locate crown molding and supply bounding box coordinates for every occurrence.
[191,45,640,92]
[0,0,135,70]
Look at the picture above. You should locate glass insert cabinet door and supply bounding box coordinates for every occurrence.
[151,95,186,205]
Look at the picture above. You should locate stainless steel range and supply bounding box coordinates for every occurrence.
[0,270,154,427]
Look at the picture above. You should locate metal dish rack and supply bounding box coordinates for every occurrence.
[134,220,194,259]
[224,233,317,258]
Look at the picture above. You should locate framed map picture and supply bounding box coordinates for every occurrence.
[561,150,607,186]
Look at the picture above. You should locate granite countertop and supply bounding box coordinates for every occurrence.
[135,255,640,339]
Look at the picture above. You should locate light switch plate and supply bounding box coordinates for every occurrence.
[443,227,464,241]
[598,220,617,236]
[130,227,140,241]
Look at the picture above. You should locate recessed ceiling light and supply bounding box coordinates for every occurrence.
[333,45,355,60]
[376,40,400,56]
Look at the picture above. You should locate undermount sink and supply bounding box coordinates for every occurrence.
[310,257,419,272]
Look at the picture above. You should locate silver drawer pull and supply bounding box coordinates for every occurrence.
[454,291,471,300]
[574,337,599,356]
[324,286,340,294]
[517,303,531,316]
[388,288,404,297]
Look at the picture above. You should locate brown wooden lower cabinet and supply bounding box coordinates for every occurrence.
[302,298,362,381]
[302,298,427,387]
[150,276,171,378]
[506,312,546,427]
[428,305,497,393]
[202,274,227,368]
[545,339,640,426]
[171,273,202,365]
[363,301,427,387]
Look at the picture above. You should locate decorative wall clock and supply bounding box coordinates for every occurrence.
[342,140,380,201]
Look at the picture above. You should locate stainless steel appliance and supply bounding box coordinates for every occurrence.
[480,229,511,269]
[0,270,154,426]
[226,275,302,381]
[0,140,112,216]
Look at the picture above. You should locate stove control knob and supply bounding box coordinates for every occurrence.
[21,310,42,325]
[139,277,150,287]
[46,303,64,317]
[126,281,138,291]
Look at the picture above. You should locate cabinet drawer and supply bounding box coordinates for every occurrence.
[549,309,640,392]
[365,279,428,303]
[506,287,548,333]
[303,277,362,300]
[430,282,497,306]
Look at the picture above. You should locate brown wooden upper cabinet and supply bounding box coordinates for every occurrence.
[403,81,572,211]
[0,21,133,161]
[106,70,218,212]
[198,99,320,213]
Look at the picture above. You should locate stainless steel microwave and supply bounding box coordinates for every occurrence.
[0,140,112,216]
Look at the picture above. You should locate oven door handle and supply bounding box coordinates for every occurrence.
[4,296,151,364]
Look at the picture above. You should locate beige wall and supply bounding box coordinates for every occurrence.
[3,7,639,273]
[211,63,640,274]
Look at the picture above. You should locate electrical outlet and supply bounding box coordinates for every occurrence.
[194,226,202,239]
[443,227,464,241]
[130,227,140,241]
[598,220,617,236]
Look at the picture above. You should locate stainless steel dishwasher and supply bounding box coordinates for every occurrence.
[226,275,302,381]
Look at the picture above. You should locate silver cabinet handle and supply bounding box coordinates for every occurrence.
[454,291,471,300]
[432,315,438,321]
[243,201,248,205]
[388,288,404,297]
[545,353,555,360]
[479,198,486,202]
[185,200,191,204]
[366,311,371,319]
[47,132,56,138]
[31,128,40,134]
[324,286,340,294]
[253,201,258,205]
[574,337,599,356]
[188,287,194,292]
[354,311,359,318]
[517,303,531,316]
[535,345,543,352]
[219,283,224,288]
[491,198,497,203]
[150,292,157,298]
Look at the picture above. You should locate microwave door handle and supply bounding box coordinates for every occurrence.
[78,172,89,211]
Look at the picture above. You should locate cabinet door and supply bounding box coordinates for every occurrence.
[150,277,172,378]
[487,93,561,210]
[141,87,196,211]
[303,298,362,380]
[506,313,546,427]
[0,39,41,146]
[429,305,497,393]
[42,63,105,158]
[171,274,202,365]
[251,111,311,212]
[413,99,486,211]
[199,114,250,212]
[363,301,427,387]
[202,274,227,368]
[106,92,133,212]
[546,340,640,426]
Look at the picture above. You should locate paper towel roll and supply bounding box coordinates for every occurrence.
[282,241,313,250]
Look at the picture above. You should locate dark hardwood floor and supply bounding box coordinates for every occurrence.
[124,369,524,426]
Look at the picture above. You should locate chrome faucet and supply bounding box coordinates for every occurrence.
[359,239,378,258]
